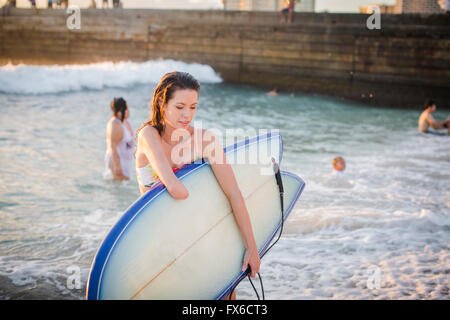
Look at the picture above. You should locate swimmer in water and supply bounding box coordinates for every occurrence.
[267,88,279,96]
[418,99,450,135]
[332,156,346,175]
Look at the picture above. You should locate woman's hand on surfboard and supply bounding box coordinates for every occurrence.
[242,246,260,278]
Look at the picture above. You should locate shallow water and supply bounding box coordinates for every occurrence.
[0,60,449,300]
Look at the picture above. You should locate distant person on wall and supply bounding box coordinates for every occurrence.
[56,0,61,8]
[48,0,52,8]
[113,0,119,8]
[280,0,299,24]
[103,0,108,8]
[1,0,15,16]
[89,0,96,8]
[30,0,36,8]
[418,99,450,135]
[104,97,135,181]
[438,0,450,13]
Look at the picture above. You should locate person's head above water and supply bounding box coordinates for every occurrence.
[267,87,279,96]
[145,71,200,136]
[110,97,128,122]
[333,156,346,172]
[424,99,436,112]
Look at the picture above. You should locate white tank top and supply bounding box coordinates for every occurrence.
[104,118,135,179]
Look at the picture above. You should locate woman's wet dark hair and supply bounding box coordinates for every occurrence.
[111,97,127,122]
[136,71,200,137]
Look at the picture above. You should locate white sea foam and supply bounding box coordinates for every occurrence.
[0,60,223,95]
[237,130,450,300]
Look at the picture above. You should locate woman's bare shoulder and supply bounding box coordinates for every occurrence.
[138,125,160,143]
[139,124,157,136]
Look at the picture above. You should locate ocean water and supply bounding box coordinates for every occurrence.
[0,60,449,300]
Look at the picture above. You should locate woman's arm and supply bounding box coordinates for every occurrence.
[108,120,129,180]
[125,119,134,136]
[138,126,189,200]
[203,130,260,278]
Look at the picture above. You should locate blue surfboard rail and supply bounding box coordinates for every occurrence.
[86,131,294,300]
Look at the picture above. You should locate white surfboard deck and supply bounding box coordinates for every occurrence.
[86,132,305,300]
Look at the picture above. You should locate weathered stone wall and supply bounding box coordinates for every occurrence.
[1,8,449,108]
[399,0,442,14]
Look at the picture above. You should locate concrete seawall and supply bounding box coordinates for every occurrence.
[1,8,449,108]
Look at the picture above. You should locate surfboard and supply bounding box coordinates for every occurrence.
[86,131,305,300]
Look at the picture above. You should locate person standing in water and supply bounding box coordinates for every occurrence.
[104,97,135,181]
[134,72,260,300]
[418,99,450,135]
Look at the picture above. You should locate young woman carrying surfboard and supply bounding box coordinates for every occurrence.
[134,71,261,300]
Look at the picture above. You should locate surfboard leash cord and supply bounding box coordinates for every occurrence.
[228,158,284,300]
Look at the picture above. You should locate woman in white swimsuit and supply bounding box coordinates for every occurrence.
[134,72,260,300]
[104,97,135,181]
